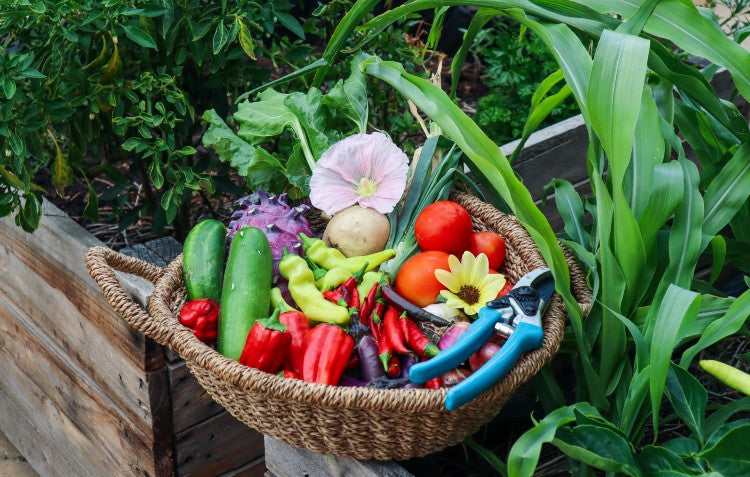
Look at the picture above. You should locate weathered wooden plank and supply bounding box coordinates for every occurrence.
[219,456,266,477]
[169,360,224,433]
[0,293,164,477]
[0,222,158,426]
[0,202,163,372]
[175,411,264,477]
[264,436,413,477]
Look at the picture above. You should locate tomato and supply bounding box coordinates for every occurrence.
[469,232,506,270]
[414,201,473,255]
[395,251,450,307]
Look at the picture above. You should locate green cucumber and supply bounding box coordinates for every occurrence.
[183,219,227,302]
[217,226,273,360]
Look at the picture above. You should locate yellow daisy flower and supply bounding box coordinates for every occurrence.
[434,251,507,316]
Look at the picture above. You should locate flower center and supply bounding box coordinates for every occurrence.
[356,177,378,197]
[457,285,480,305]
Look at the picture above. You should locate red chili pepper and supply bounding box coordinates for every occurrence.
[400,315,440,358]
[239,309,291,373]
[384,307,410,355]
[378,325,392,371]
[426,376,443,389]
[370,309,383,343]
[179,298,219,344]
[359,282,379,325]
[386,355,401,378]
[333,263,368,312]
[322,289,346,304]
[279,310,310,375]
[279,370,299,379]
[346,354,359,370]
[300,324,354,385]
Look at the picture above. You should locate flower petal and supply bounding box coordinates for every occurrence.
[309,165,360,215]
[435,268,461,292]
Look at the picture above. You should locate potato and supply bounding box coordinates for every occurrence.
[323,205,390,257]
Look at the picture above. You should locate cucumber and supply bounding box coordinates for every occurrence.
[217,226,273,360]
[183,219,227,302]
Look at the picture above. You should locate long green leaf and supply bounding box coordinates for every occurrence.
[637,161,683,248]
[704,396,750,438]
[465,437,508,476]
[649,284,701,437]
[550,179,589,246]
[313,0,380,86]
[626,89,664,219]
[702,142,750,238]
[507,406,577,476]
[587,0,750,98]
[680,287,750,367]
[450,8,496,97]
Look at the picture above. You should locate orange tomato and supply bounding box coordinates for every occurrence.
[395,251,450,307]
[469,232,506,270]
[414,201,473,255]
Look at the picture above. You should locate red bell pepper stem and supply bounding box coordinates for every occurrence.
[239,309,292,373]
[386,355,400,378]
[279,310,310,375]
[400,315,440,358]
[384,307,410,355]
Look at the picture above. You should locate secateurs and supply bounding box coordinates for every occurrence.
[409,267,555,410]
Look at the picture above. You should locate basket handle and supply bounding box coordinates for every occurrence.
[85,246,175,346]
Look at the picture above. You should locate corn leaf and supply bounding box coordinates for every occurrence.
[586,0,750,99]
[702,142,750,238]
[626,90,664,219]
[649,284,701,437]
[450,9,496,97]
[679,288,750,368]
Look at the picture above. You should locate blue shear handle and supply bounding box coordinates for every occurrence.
[445,322,544,411]
[409,309,499,384]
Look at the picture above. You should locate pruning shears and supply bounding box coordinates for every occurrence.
[409,267,555,410]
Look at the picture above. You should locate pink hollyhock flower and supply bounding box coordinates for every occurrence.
[309,132,409,215]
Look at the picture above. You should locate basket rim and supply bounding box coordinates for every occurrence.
[146,193,591,414]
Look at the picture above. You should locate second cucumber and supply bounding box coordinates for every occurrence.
[183,219,227,302]
[217,226,273,360]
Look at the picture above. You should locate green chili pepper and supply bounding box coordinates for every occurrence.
[299,233,396,274]
[270,287,296,312]
[315,266,352,290]
[700,359,750,396]
[279,249,350,325]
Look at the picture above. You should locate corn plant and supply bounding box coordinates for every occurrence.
[311,0,750,474]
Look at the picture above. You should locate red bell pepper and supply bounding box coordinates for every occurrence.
[384,307,410,355]
[400,315,440,358]
[179,298,219,344]
[239,309,291,373]
[279,310,310,375]
[300,324,354,385]
[426,376,443,389]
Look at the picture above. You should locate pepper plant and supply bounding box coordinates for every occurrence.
[311,0,750,474]
[0,0,308,236]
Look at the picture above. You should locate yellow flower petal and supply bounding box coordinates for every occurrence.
[435,268,461,292]
[472,252,489,285]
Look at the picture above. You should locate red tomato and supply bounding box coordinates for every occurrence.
[469,232,506,270]
[414,201,473,255]
[395,251,450,307]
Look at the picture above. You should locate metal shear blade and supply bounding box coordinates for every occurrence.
[409,267,555,410]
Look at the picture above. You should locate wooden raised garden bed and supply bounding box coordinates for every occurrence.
[0,200,264,477]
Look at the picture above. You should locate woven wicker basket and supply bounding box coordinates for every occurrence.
[85,193,590,461]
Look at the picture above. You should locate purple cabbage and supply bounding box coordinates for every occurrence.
[227,190,314,275]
